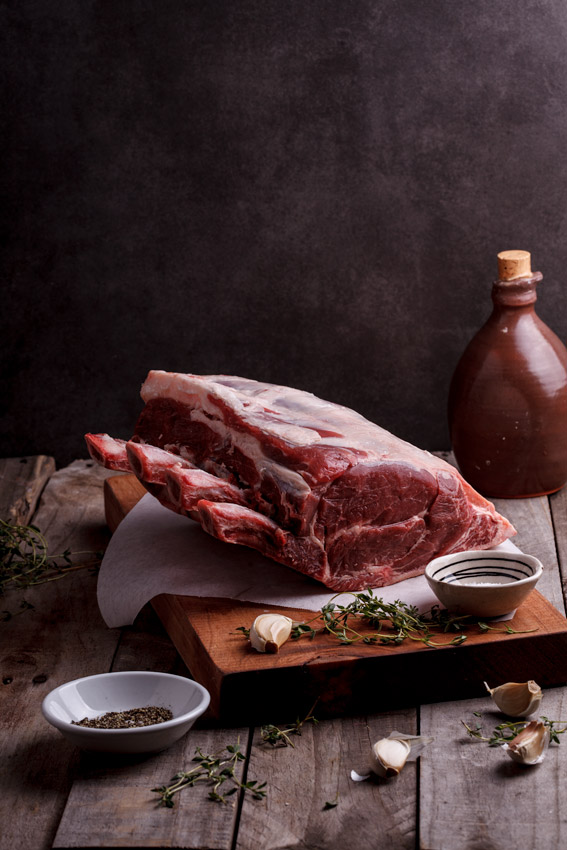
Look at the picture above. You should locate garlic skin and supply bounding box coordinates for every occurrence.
[250,614,293,653]
[484,680,542,717]
[504,720,549,765]
[371,738,411,778]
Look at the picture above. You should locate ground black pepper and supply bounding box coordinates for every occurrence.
[72,706,173,729]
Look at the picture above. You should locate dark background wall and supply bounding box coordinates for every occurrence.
[3,0,567,467]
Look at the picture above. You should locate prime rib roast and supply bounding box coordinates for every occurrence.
[85,371,515,591]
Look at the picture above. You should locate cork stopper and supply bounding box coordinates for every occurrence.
[497,250,532,281]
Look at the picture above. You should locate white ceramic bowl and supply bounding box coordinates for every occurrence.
[425,550,543,617]
[42,671,210,753]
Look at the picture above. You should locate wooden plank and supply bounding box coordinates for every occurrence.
[493,495,565,613]
[53,603,249,849]
[0,455,55,523]
[104,472,146,531]
[52,723,250,850]
[420,494,567,850]
[236,710,417,850]
[105,475,567,724]
[549,485,567,610]
[420,687,567,850]
[0,460,122,850]
[111,605,189,678]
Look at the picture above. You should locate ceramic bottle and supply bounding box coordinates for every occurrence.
[448,250,567,498]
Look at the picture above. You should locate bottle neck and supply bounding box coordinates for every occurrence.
[491,271,543,308]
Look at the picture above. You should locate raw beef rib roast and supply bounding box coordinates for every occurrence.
[86,371,515,591]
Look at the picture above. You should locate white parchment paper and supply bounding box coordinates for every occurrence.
[97,492,520,628]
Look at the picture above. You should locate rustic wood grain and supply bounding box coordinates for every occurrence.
[420,687,567,850]
[420,493,567,850]
[492,495,565,613]
[104,473,146,531]
[112,605,190,678]
[0,460,121,850]
[53,723,250,850]
[236,710,417,850]
[0,455,55,523]
[549,485,567,609]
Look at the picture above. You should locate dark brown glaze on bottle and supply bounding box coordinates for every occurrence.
[448,250,567,498]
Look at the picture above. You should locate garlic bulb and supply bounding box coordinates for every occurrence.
[504,720,549,765]
[484,680,542,717]
[250,613,293,653]
[371,738,411,778]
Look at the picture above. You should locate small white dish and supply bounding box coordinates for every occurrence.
[42,671,210,753]
[425,550,543,617]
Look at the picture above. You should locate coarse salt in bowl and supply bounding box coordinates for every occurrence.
[41,671,210,754]
[425,550,543,617]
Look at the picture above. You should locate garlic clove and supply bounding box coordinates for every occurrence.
[370,737,411,778]
[363,733,433,781]
[250,613,293,653]
[484,680,542,717]
[503,720,549,765]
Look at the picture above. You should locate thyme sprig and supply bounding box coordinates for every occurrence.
[260,702,319,747]
[304,594,471,647]
[462,715,567,746]
[323,793,339,810]
[237,592,536,651]
[152,741,266,806]
[0,519,102,594]
[1,600,35,622]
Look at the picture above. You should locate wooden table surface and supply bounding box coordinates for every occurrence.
[2,455,567,850]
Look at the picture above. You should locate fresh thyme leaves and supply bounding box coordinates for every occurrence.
[292,622,318,640]
[541,716,567,745]
[1,600,35,621]
[260,702,319,748]
[323,793,339,810]
[238,592,537,651]
[477,621,538,636]
[462,715,567,747]
[0,519,102,597]
[152,741,266,807]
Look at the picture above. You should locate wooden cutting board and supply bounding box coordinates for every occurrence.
[104,474,567,724]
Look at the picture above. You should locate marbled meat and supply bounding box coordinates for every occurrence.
[85,371,515,591]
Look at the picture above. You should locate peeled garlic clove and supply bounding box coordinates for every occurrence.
[370,737,411,778]
[484,680,542,717]
[250,613,293,653]
[504,720,549,765]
